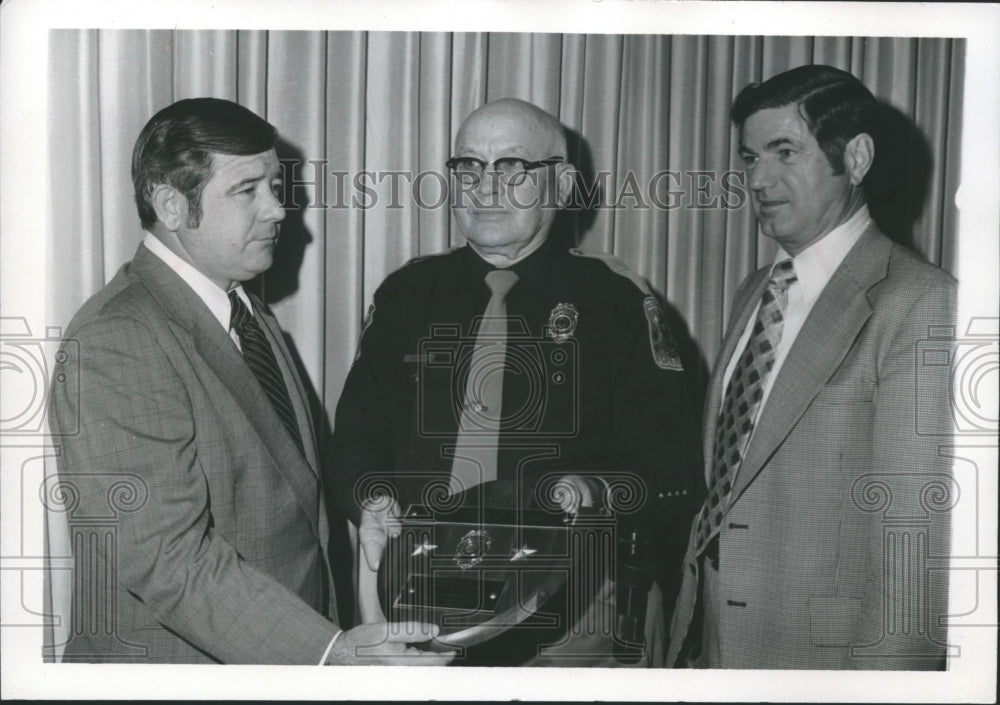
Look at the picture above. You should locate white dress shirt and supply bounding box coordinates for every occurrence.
[143,232,253,348]
[719,206,872,462]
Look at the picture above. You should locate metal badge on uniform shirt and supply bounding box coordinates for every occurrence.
[546,303,579,343]
[643,296,683,371]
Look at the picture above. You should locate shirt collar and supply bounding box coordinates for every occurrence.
[464,234,556,287]
[142,232,253,332]
[774,205,871,306]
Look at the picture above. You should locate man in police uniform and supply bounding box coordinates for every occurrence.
[328,98,701,666]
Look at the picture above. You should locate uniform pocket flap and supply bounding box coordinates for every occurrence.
[809,596,862,647]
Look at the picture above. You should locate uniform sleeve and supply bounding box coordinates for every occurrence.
[327,278,408,525]
[49,316,339,664]
[847,277,955,669]
[611,281,703,570]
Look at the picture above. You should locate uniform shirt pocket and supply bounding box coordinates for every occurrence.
[808,596,862,647]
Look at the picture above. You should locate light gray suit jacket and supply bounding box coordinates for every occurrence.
[667,225,955,669]
[49,243,339,663]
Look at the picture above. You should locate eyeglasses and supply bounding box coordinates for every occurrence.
[445,156,563,187]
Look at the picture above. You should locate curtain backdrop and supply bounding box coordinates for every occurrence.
[43,30,964,656]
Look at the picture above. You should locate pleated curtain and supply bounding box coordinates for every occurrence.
[48,30,963,402]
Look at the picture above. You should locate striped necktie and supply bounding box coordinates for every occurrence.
[694,259,797,556]
[448,269,520,496]
[229,291,304,455]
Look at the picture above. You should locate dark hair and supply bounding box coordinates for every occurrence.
[131,98,277,229]
[731,65,878,175]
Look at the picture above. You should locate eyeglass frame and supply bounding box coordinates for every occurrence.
[444,155,564,187]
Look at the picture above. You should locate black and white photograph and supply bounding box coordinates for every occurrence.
[1,0,996,701]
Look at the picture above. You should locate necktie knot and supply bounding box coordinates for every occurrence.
[769,259,797,294]
[485,269,519,298]
[763,259,797,313]
[229,290,251,332]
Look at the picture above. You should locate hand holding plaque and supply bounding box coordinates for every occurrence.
[359,496,402,571]
[326,622,455,666]
[357,496,403,623]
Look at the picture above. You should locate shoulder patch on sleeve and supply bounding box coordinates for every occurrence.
[642,296,683,372]
[569,248,682,371]
[568,247,653,297]
[353,302,376,363]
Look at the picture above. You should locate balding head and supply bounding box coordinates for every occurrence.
[455,98,568,160]
[449,99,575,267]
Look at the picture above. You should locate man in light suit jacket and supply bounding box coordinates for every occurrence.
[48,98,451,665]
[666,66,955,669]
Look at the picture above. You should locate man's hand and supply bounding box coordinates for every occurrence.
[328,622,455,666]
[359,496,402,571]
[552,474,597,515]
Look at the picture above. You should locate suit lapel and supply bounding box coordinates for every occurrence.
[729,226,891,505]
[703,270,770,485]
[130,245,320,535]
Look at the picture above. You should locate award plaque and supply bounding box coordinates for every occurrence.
[377,502,615,651]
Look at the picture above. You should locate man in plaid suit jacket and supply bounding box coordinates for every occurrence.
[666,66,955,669]
[48,98,450,665]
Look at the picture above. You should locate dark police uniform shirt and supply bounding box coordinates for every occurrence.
[328,238,702,581]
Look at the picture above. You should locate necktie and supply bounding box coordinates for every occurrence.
[228,291,305,455]
[694,259,797,556]
[448,269,520,496]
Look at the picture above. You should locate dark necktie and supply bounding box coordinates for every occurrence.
[694,259,797,556]
[448,269,520,496]
[228,291,304,455]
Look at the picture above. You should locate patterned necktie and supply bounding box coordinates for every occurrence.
[229,291,304,455]
[694,259,797,555]
[448,269,520,496]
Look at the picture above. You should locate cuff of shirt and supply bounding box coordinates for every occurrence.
[319,629,344,665]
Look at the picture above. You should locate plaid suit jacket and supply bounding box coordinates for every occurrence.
[49,243,339,663]
[666,225,955,669]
